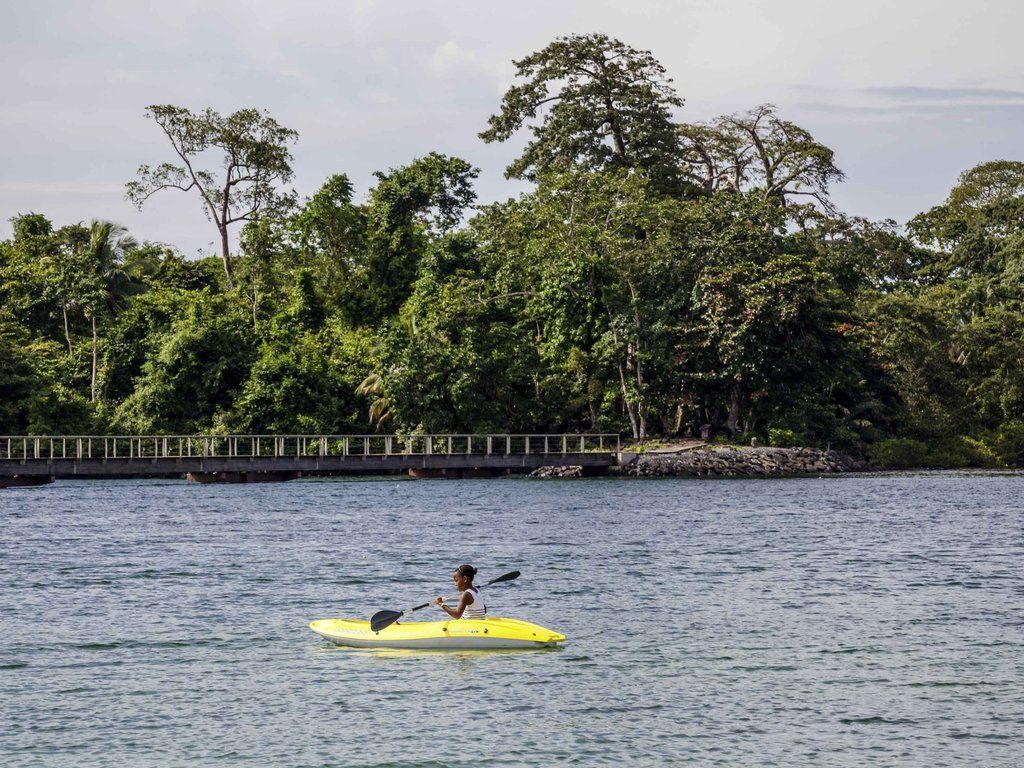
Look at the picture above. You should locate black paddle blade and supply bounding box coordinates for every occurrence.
[486,570,520,585]
[370,610,403,633]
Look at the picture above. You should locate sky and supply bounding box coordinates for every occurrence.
[2,0,1022,256]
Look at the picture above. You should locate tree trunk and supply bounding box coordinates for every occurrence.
[618,360,640,439]
[220,226,234,290]
[626,282,646,439]
[608,317,640,439]
[91,313,97,402]
[673,403,684,436]
[62,304,72,355]
[604,98,627,161]
[726,382,743,435]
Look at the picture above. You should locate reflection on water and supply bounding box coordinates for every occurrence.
[2,472,1023,766]
[320,645,567,661]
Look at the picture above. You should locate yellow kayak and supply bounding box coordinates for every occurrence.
[309,617,565,650]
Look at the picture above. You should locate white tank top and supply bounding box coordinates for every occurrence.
[461,586,486,619]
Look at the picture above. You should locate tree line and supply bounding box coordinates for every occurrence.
[2,33,1022,467]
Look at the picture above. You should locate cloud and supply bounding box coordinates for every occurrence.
[865,86,1024,102]
[2,0,1024,250]
[791,83,1024,122]
[429,41,514,94]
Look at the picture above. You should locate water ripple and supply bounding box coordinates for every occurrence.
[1,473,1023,766]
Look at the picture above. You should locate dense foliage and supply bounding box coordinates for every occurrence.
[3,34,1022,466]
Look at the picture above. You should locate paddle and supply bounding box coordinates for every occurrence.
[369,570,521,633]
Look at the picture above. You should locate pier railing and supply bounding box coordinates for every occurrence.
[0,434,621,462]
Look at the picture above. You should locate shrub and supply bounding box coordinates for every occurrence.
[930,436,1001,468]
[868,438,930,468]
[768,427,802,447]
[993,421,1024,466]
[869,435,1003,469]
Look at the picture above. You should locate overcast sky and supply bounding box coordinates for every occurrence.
[2,0,1022,255]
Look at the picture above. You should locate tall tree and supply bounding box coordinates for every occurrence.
[363,153,478,320]
[680,104,843,210]
[83,220,141,401]
[480,33,684,193]
[909,160,1024,290]
[48,224,92,356]
[126,105,298,288]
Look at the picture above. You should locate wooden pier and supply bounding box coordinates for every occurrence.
[0,434,621,485]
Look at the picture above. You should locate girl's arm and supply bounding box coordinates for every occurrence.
[435,591,474,619]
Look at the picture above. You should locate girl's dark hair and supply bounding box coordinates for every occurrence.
[455,564,477,581]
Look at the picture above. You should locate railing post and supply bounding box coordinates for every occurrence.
[486,436,492,456]
[467,435,472,454]
[343,437,349,457]
[562,435,567,455]
[580,435,585,453]
[363,437,369,456]
[426,436,432,455]
[525,436,530,455]
[506,435,511,454]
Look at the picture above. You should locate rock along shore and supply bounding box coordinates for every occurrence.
[530,445,867,478]
[619,446,867,477]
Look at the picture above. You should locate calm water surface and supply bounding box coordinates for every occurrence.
[2,473,1022,766]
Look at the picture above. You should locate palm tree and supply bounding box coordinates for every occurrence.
[356,372,393,431]
[85,221,141,401]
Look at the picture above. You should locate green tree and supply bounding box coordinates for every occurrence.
[480,33,684,193]
[126,105,299,288]
[234,285,373,434]
[83,220,142,401]
[291,174,368,315]
[372,232,541,433]
[680,104,844,210]
[361,153,478,321]
[113,294,256,433]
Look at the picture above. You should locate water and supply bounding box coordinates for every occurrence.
[2,473,1022,767]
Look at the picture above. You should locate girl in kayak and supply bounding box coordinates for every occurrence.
[435,564,487,619]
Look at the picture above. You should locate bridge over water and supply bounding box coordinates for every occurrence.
[0,434,622,486]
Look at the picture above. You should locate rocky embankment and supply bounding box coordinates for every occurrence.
[616,446,866,477]
[529,465,584,478]
[530,445,867,478]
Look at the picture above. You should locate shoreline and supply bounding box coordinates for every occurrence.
[532,445,868,478]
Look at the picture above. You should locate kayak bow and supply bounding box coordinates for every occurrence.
[310,617,565,650]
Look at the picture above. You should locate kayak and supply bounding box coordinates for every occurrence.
[309,616,565,650]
